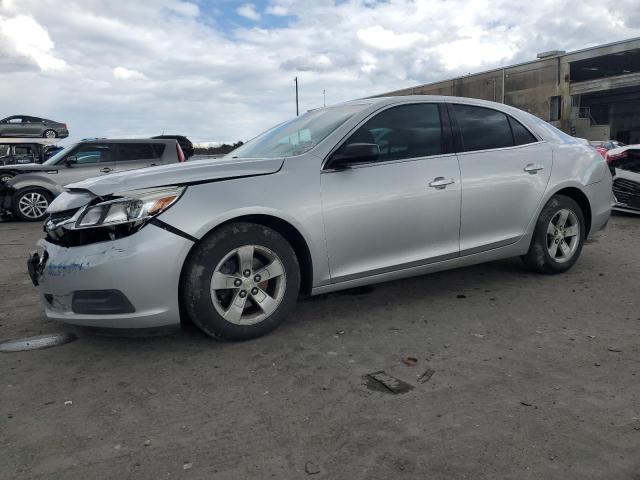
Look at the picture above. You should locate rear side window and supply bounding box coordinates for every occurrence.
[341,103,444,162]
[452,104,513,152]
[118,143,165,161]
[508,116,537,145]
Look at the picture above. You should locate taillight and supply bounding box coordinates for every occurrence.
[605,151,627,165]
[176,142,185,162]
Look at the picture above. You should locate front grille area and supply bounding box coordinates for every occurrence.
[613,177,640,210]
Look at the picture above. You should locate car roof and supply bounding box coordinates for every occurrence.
[81,138,177,144]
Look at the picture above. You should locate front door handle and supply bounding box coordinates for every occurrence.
[429,177,455,189]
[100,167,113,173]
[524,163,544,174]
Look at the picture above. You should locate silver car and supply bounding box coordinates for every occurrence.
[0,138,185,221]
[29,96,613,340]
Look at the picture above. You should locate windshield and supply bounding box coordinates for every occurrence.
[43,143,77,165]
[228,104,367,159]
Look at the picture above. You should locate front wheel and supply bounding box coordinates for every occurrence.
[181,223,300,341]
[522,194,585,274]
[12,188,52,222]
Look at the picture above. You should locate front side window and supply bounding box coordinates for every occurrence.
[118,143,164,161]
[229,104,367,159]
[7,117,23,124]
[64,144,113,164]
[452,104,514,152]
[337,103,444,162]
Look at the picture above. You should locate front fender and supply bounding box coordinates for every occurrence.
[9,173,63,197]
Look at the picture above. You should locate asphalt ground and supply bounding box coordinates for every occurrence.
[1,214,639,479]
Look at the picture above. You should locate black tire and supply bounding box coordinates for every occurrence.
[522,194,586,274]
[12,188,52,222]
[0,172,14,184]
[181,222,300,341]
[43,129,57,138]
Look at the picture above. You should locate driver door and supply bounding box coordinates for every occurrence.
[56,143,116,186]
[321,103,461,283]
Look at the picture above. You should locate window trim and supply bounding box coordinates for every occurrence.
[322,101,450,172]
[447,103,541,154]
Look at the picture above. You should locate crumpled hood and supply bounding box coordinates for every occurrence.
[65,157,284,196]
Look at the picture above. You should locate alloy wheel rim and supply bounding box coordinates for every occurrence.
[45,130,56,138]
[210,245,286,325]
[18,192,49,219]
[546,208,580,263]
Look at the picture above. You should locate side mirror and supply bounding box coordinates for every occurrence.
[64,156,77,166]
[329,143,379,170]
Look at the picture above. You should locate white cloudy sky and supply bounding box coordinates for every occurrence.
[1,0,639,145]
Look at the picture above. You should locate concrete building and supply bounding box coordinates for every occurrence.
[378,37,640,143]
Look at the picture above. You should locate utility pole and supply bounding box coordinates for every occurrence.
[294,77,299,116]
[322,89,326,107]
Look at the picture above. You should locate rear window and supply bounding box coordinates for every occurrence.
[452,104,514,152]
[118,143,165,161]
[508,116,538,146]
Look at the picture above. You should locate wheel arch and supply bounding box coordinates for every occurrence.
[551,186,592,238]
[181,214,314,297]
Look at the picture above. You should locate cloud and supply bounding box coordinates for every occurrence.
[357,25,424,51]
[0,14,66,71]
[113,66,147,81]
[236,3,261,21]
[0,0,639,144]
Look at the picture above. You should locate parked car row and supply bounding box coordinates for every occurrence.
[0,138,186,221]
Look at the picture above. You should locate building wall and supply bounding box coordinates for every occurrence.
[377,38,640,141]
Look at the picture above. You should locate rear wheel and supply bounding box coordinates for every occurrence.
[43,129,57,138]
[181,223,300,341]
[12,188,52,222]
[522,194,585,274]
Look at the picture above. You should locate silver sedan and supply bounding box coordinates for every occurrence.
[31,96,613,340]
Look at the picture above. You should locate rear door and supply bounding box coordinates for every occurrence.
[114,143,166,172]
[449,103,552,254]
[55,143,116,185]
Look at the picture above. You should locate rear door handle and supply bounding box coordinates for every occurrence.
[100,167,113,173]
[429,177,455,189]
[524,163,544,174]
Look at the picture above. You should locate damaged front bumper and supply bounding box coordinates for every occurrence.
[33,222,193,329]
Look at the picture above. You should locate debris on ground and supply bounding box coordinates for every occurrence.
[607,347,622,353]
[402,356,418,366]
[335,330,345,336]
[305,461,321,475]
[456,294,467,299]
[183,462,193,470]
[520,401,533,407]
[418,369,435,384]
[471,333,485,338]
[144,439,151,447]
[64,400,72,406]
[365,371,414,394]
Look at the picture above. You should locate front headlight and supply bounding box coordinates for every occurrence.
[72,186,184,230]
